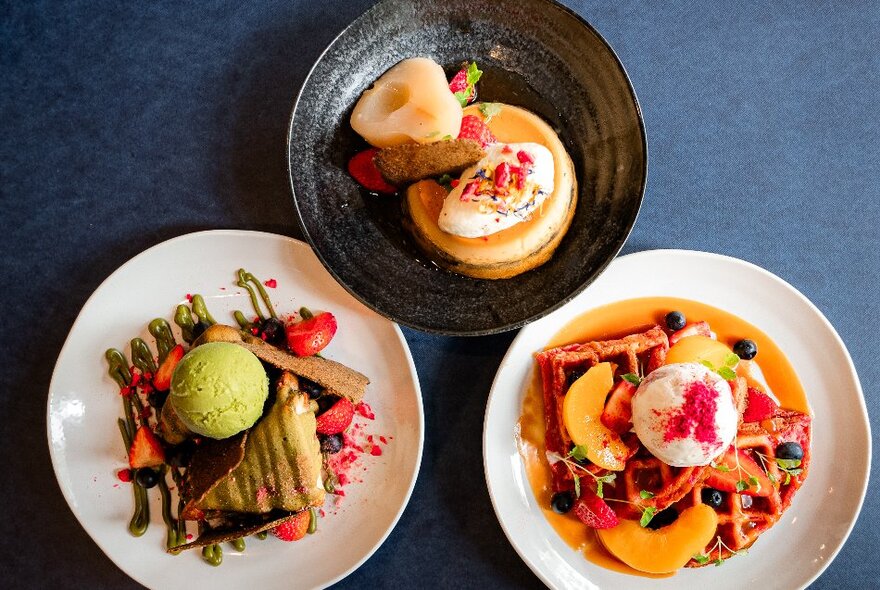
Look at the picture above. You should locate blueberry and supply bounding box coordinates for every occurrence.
[299,378,324,400]
[149,390,169,409]
[775,441,804,461]
[192,320,211,340]
[701,488,724,509]
[167,441,195,468]
[665,311,686,331]
[135,468,160,488]
[319,433,344,454]
[316,394,339,414]
[733,339,758,360]
[258,317,286,346]
[646,508,678,529]
[567,370,585,387]
[550,491,574,514]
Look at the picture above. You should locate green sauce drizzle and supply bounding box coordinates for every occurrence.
[190,294,216,326]
[236,268,276,320]
[255,531,268,540]
[173,304,196,344]
[105,348,132,387]
[157,466,183,549]
[130,338,157,374]
[117,418,148,536]
[307,508,318,534]
[233,310,252,330]
[148,318,177,362]
[202,544,223,566]
[230,538,246,552]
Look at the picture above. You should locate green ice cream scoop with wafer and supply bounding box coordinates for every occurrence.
[169,342,269,439]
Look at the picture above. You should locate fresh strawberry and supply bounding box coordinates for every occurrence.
[448,62,482,106]
[272,511,311,542]
[668,320,712,345]
[601,380,636,434]
[705,446,772,497]
[457,114,496,148]
[285,312,337,356]
[128,426,165,468]
[347,148,397,194]
[152,344,184,391]
[448,69,475,103]
[742,387,778,422]
[572,489,619,529]
[315,397,355,435]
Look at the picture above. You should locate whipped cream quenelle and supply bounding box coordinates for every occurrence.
[438,142,554,238]
[631,363,737,467]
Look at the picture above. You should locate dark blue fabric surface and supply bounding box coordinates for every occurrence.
[1,1,877,588]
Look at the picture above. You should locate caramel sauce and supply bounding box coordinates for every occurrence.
[516,296,810,577]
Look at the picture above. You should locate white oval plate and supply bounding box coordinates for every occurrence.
[48,230,424,589]
[484,249,869,590]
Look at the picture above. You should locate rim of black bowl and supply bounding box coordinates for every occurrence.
[286,0,648,336]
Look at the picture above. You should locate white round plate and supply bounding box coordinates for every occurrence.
[484,249,869,590]
[48,230,424,589]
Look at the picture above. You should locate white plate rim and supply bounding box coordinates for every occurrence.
[483,248,870,590]
[46,229,425,589]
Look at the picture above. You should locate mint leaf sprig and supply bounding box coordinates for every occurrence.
[478,102,501,122]
[699,352,740,381]
[693,535,747,566]
[621,373,641,386]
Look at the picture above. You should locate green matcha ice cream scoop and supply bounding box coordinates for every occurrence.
[169,342,269,439]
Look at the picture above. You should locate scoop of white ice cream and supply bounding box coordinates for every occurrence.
[631,362,737,467]
[438,142,554,238]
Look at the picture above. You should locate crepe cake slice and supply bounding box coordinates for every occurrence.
[167,510,298,554]
[181,371,324,520]
[195,324,369,403]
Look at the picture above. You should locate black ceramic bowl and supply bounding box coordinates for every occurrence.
[288,0,646,335]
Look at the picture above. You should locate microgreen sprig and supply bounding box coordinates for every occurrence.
[551,446,617,499]
[693,535,747,566]
[754,451,803,485]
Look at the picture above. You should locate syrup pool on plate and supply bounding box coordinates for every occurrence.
[516,296,811,577]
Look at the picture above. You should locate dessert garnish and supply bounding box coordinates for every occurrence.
[104,269,381,565]
[524,303,812,575]
[346,58,577,279]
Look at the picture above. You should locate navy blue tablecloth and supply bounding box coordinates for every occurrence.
[2,1,877,587]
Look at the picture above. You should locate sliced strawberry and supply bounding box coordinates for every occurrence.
[347,148,397,194]
[457,114,496,148]
[272,510,311,541]
[315,397,355,435]
[152,344,184,391]
[742,387,778,422]
[285,312,337,356]
[705,446,772,497]
[601,380,636,434]
[128,426,166,468]
[669,320,712,345]
[572,488,619,529]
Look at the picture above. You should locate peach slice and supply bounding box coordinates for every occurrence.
[596,505,719,574]
[665,335,736,369]
[562,363,630,471]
